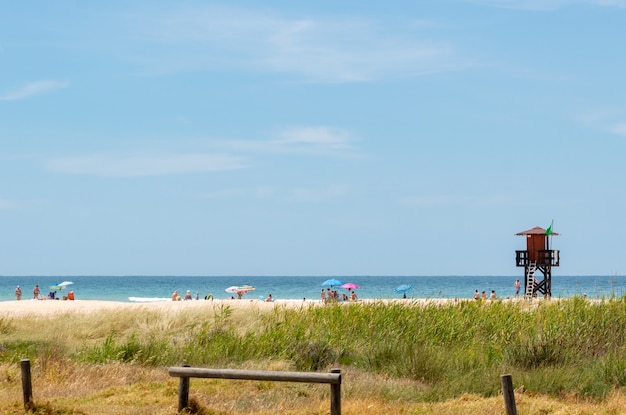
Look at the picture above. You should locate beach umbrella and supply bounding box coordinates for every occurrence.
[321,278,344,287]
[340,282,359,290]
[225,286,240,294]
[394,284,413,294]
[50,281,73,291]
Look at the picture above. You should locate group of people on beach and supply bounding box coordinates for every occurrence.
[473,289,497,300]
[170,290,274,302]
[472,279,525,300]
[14,284,42,300]
[171,290,200,301]
[13,284,73,301]
[320,288,357,303]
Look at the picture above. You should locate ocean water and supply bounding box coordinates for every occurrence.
[1,275,625,303]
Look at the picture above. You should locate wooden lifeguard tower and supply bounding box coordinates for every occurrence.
[515,225,560,298]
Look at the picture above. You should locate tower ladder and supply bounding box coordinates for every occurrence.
[525,262,537,298]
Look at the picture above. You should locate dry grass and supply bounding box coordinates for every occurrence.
[3,362,626,414]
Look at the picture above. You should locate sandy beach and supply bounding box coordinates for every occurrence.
[0,297,465,318]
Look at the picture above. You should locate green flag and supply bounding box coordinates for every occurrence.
[545,220,553,235]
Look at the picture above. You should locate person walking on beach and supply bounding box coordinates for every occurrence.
[514,279,521,298]
[33,284,40,299]
[15,285,22,300]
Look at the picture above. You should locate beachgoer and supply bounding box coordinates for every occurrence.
[342,293,349,301]
[481,291,487,300]
[514,279,521,297]
[15,286,22,300]
[473,290,480,300]
[171,291,178,301]
[184,290,193,300]
[33,284,40,299]
[320,289,326,303]
[490,290,496,300]
[264,294,273,302]
[237,290,243,300]
[351,291,357,301]
[195,292,199,300]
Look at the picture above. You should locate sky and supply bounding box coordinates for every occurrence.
[1,1,625,277]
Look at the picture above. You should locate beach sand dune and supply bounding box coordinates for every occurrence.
[0,298,465,318]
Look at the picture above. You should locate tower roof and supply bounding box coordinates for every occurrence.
[515,226,559,236]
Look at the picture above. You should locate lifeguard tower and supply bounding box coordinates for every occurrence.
[515,225,559,298]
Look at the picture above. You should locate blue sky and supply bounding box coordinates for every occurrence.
[1,1,625,277]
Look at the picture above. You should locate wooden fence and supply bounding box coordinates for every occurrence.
[168,366,342,414]
[19,360,518,414]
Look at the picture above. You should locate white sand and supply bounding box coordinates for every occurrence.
[0,297,462,318]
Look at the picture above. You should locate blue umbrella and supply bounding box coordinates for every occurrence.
[321,278,345,287]
[394,284,413,294]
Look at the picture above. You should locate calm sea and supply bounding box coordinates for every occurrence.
[1,275,625,303]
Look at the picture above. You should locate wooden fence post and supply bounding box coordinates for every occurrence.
[500,374,517,415]
[20,359,33,410]
[330,368,341,415]
[178,365,190,412]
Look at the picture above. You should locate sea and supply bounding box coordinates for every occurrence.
[1,275,625,303]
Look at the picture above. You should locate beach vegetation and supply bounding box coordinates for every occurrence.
[2,297,626,414]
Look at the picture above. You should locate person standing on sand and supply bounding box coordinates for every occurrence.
[514,279,521,297]
[473,290,480,300]
[320,289,326,303]
[15,285,22,300]
[33,284,40,299]
[171,291,178,301]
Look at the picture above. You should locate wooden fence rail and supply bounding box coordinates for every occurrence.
[168,366,342,414]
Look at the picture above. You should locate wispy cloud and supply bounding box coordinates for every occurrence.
[211,126,361,158]
[127,6,464,82]
[0,199,18,209]
[578,108,626,138]
[595,0,626,7]
[271,126,358,156]
[45,153,248,177]
[465,0,626,10]
[42,125,359,178]
[0,80,69,101]
[609,122,626,137]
